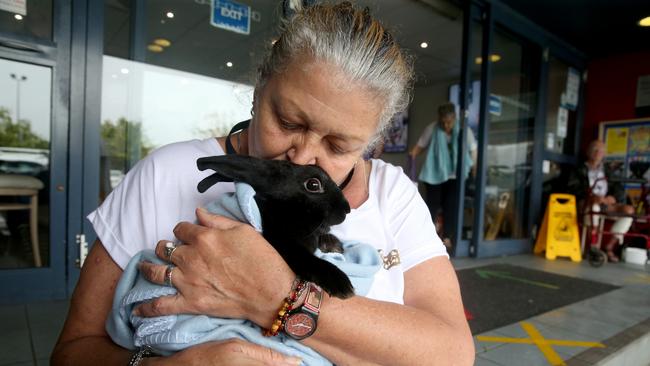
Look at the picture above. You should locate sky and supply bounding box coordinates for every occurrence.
[0,57,51,141]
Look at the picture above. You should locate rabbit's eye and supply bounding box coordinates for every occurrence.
[304,178,324,193]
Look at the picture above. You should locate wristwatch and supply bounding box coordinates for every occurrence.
[283,282,323,340]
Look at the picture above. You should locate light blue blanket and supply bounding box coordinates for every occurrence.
[107,183,382,365]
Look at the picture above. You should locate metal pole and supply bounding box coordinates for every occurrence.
[9,73,27,123]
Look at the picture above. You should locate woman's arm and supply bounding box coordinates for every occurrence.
[305,257,474,366]
[51,240,134,365]
[51,240,302,366]
[136,211,474,366]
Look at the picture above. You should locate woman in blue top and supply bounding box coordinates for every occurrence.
[409,103,477,245]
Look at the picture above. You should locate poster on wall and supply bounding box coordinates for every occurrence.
[599,118,650,200]
[383,110,408,153]
[604,127,629,156]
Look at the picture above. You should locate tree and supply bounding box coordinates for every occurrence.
[0,107,49,149]
[101,117,153,171]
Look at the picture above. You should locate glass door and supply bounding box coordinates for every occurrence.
[482,27,538,243]
[0,0,71,302]
[467,2,545,257]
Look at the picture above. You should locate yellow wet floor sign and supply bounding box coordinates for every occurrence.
[534,194,581,262]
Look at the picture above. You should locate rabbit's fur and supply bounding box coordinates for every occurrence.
[197,155,354,298]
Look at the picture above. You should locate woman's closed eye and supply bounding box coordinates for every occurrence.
[328,141,347,155]
[280,119,303,131]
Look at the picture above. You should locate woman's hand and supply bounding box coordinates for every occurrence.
[146,339,302,366]
[135,208,295,328]
[603,195,617,205]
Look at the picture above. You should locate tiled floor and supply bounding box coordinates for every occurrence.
[2,254,649,366]
[455,255,650,366]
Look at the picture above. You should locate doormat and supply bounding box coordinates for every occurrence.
[457,264,619,335]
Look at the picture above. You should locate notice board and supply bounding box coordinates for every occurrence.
[598,118,650,203]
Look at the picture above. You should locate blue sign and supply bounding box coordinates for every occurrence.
[211,0,251,35]
[489,94,502,116]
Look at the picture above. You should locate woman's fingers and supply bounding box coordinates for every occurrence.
[196,207,243,229]
[224,339,302,366]
[138,261,184,288]
[134,293,186,317]
[155,240,185,265]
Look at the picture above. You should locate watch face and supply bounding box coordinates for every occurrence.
[285,312,316,339]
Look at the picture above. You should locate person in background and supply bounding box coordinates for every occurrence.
[51,3,474,365]
[409,102,477,246]
[568,140,634,262]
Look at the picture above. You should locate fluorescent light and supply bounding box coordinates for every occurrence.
[14,14,23,20]
[166,11,174,19]
[639,16,650,27]
[226,62,233,68]
[153,38,171,47]
[147,44,164,52]
[475,54,502,64]
[120,68,129,74]
[420,42,428,49]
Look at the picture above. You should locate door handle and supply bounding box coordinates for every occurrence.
[75,234,89,268]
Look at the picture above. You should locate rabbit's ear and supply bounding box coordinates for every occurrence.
[196,155,273,193]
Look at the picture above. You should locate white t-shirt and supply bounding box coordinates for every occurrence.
[88,138,447,304]
[586,164,608,198]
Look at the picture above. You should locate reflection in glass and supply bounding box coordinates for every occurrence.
[545,57,579,155]
[483,29,538,241]
[100,56,254,199]
[461,22,483,241]
[0,59,52,268]
[0,1,53,40]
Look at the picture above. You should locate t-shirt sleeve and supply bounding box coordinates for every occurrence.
[87,156,159,269]
[416,123,435,148]
[384,166,448,271]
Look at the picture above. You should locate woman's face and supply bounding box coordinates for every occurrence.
[248,58,382,185]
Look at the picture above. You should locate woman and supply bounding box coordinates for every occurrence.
[52,3,474,365]
[568,140,634,262]
[409,103,477,245]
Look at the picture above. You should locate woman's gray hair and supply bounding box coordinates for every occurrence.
[256,1,414,149]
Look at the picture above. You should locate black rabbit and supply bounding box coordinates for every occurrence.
[196,155,355,298]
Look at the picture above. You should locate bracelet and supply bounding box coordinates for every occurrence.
[127,345,157,366]
[263,278,307,337]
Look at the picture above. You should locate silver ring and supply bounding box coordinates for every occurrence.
[164,264,175,287]
[164,241,178,262]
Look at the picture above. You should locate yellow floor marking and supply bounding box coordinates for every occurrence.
[476,321,605,366]
[625,273,650,284]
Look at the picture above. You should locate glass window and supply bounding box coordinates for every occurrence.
[544,56,580,155]
[461,22,483,241]
[361,0,464,245]
[0,58,52,268]
[101,0,278,198]
[100,56,253,198]
[483,28,539,241]
[0,1,53,41]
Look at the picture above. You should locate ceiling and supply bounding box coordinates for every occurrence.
[104,0,650,88]
[104,0,467,87]
[499,0,650,58]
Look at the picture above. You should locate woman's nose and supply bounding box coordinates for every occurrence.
[286,139,318,165]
